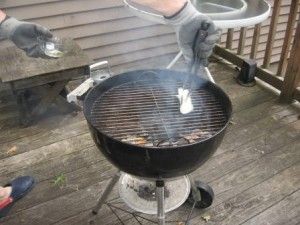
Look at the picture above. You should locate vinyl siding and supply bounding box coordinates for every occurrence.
[0,0,299,71]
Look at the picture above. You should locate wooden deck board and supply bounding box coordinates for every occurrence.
[0,118,88,160]
[241,190,300,225]
[189,164,300,225]
[0,61,299,225]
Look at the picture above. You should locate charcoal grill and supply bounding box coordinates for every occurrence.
[91,81,227,145]
[84,69,232,224]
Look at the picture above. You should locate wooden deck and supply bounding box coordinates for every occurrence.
[0,60,299,225]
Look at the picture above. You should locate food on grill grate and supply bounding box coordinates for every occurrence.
[121,135,148,146]
[90,80,227,148]
[120,128,213,147]
[181,129,213,143]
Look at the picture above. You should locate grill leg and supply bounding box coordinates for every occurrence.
[156,180,165,225]
[92,171,120,215]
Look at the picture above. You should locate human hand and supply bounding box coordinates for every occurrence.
[130,0,187,16]
[178,16,220,66]
[0,17,53,58]
[165,1,220,65]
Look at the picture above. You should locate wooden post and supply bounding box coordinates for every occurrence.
[280,22,300,103]
[250,24,261,59]
[277,0,300,76]
[237,27,247,55]
[226,28,234,50]
[263,0,282,68]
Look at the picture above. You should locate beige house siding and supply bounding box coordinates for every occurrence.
[0,0,176,72]
[0,0,299,71]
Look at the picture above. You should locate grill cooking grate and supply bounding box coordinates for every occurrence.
[90,80,228,147]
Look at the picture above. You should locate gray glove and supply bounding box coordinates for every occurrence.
[164,1,221,65]
[0,17,53,58]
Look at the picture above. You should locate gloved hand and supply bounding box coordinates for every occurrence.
[164,1,221,65]
[0,17,53,58]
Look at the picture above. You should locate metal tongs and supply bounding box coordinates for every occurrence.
[185,22,210,90]
[178,23,210,114]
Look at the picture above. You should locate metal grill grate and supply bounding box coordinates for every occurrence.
[90,80,228,147]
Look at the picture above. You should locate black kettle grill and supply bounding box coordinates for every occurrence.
[84,69,232,178]
[83,69,232,225]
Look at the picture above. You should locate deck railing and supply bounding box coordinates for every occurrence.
[214,0,300,103]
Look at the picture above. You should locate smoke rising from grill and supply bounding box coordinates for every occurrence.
[88,69,227,148]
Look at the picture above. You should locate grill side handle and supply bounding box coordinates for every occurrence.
[67,61,112,104]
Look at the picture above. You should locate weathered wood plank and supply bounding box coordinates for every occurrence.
[0,133,95,176]
[0,103,18,121]
[256,68,284,90]
[241,190,300,225]
[226,28,234,50]
[237,27,247,55]
[294,87,300,102]
[189,163,300,225]
[0,119,88,160]
[277,0,300,76]
[55,207,130,225]
[0,179,119,225]
[195,119,300,183]
[220,15,292,44]
[11,67,88,90]
[230,90,275,113]
[218,103,297,153]
[210,140,300,206]
[220,107,299,155]
[217,78,266,100]
[230,98,283,125]
[0,112,84,144]
[280,22,300,102]
[10,159,116,213]
[263,0,283,68]
[214,45,284,90]
[250,23,262,59]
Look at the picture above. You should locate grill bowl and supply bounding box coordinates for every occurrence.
[84,69,232,179]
